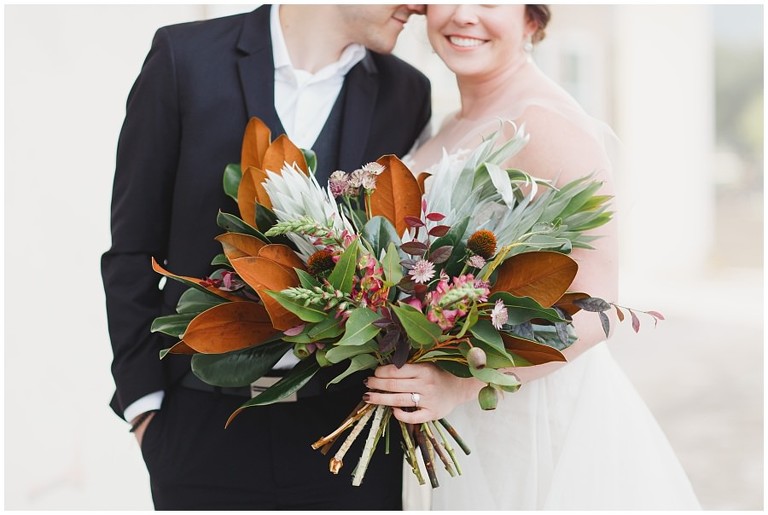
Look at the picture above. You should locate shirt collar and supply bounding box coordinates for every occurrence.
[270,4,366,78]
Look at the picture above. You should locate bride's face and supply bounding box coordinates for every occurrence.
[426,5,535,78]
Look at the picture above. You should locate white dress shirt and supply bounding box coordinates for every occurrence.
[123,5,366,422]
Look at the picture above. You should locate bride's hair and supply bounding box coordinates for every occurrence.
[526,5,551,43]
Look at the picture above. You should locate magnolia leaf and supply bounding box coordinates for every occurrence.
[241,117,272,172]
[490,251,578,307]
[500,333,567,364]
[266,291,328,324]
[210,253,230,267]
[177,287,227,314]
[416,172,431,194]
[382,242,404,286]
[302,148,317,174]
[325,341,378,363]
[328,242,359,294]
[327,354,379,386]
[263,134,308,175]
[191,338,288,387]
[254,203,279,234]
[258,244,307,273]
[216,210,265,239]
[237,166,258,225]
[336,308,381,346]
[223,163,242,202]
[226,358,321,427]
[229,256,302,330]
[160,341,197,358]
[489,292,567,325]
[554,291,590,317]
[391,304,441,348]
[151,312,196,338]
[215,233,267,261]
[182,302,279,354]
[151,257,242,302]
[368,155,422,236]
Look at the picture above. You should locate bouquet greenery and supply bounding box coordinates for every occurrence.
[151,117,661,487]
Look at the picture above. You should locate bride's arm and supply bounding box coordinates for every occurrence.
[365,107,620,424]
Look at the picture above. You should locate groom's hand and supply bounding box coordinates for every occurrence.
[131,411,156,447]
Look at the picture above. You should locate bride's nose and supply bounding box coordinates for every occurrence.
[450,4,479,25]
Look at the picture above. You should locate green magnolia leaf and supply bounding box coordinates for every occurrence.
[223,163,242,202]
[266,290,328,323]
[325,341,378,363]
[335,308,381,346]
[469,366,521,388]
[229,357,321,414]
[150,312,196,338]
[328,241,359,294]
[302,148,318,174]
[176,287,227,314]
[490,292,567,325]
[327,354,379,386]
[381,241,403,286]
[216,210,266,240]
[391,304,441,348]
[190,338,288,387]
[255,203,279,233]
[210,253,231,267]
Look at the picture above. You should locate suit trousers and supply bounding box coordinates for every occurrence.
[139,383,403,510]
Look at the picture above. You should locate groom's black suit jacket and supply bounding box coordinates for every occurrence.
[102,6,431,417]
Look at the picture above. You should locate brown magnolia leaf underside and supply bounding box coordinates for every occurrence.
[167,340,197,355]
[241,117,272,172]
[262,134,308,175]
[491,251,578,307]
[151,257,243,303]
[183,301,278,354]
[500,333,567,365]
[553,291,590,317]
[215,233,267,261]
[258,244,307,273]
[416,172,431,195]
[368,155,422,236]
[229,256,302,330]
[236,166,259,224]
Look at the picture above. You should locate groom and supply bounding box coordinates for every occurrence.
[101,4,430,510]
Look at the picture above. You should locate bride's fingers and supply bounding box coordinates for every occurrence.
[391,407,434,425]
[373,363,428,379]
[364,391,425,409]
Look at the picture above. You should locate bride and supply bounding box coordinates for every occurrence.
[364,5,701,510]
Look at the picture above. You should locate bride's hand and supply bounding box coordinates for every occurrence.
[364,363,484,424]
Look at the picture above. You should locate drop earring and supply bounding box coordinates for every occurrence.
[523,38,533,54]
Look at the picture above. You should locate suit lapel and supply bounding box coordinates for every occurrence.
[236,6,284,134]
[338,53,379,171]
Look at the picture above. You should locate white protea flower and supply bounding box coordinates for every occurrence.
[263,163,354,260]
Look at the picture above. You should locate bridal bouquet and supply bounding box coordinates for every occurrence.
[151,117,660,487]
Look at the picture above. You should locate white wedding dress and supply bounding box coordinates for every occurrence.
[412,341,701,510]
[401,91,700,509]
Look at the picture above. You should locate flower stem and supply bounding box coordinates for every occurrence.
[424,421,456,477]
[352,405,386,486]
[399,421,426,486]
[416,424,440,488]
[431,420,462,475]
[329,403,376,474]
[311,401,369,451]
[437,418,472,455]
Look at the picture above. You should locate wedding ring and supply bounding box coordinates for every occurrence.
[410,392,421,408]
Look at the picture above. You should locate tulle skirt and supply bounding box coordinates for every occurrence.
[405,342,701,510]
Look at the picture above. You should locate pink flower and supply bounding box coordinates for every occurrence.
[408,258,436,284]
[491,299,509,329]
[468,255,486,269]
[328,170,349,198]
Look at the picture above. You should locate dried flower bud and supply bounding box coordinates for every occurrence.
[467,229,497,259]
[478,385,499,410]
[467,347,487,369]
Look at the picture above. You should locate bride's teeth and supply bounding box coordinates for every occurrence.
[449,36,484,48]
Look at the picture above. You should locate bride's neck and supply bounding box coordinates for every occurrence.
[455,57,533,121]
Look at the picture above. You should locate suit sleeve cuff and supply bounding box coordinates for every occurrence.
[123,390,165,423]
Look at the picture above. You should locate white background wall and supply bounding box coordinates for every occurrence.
[4,4,763,510]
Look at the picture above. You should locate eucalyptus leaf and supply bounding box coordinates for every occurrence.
[469,319,506,355]
[391,304,441,348]
[325,341,378,363]
[307,317,345,340]
[328,241,359,293]
[381,241,403,286]
[362,216,403,260]
[267,290,328,323]
[469,366,521,388]
[296,269,321,289]
[335,308,381,346]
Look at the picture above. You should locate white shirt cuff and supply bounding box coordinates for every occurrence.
[123,390,165,423]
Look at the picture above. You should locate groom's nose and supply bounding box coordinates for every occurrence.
[405,4,426,15]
